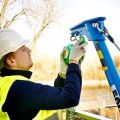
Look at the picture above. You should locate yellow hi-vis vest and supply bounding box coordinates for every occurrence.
[0,75,58,120]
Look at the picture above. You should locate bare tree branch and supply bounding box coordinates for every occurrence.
[0,0,9,27]
[9,0,15,5]
[31,0,58,48]
[2,10,25,28]
[0,0,24,28]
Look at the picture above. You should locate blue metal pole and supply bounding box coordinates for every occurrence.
[70,17,120,111]
[94,41,120,110]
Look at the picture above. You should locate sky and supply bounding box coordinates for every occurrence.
[13,0,120,59]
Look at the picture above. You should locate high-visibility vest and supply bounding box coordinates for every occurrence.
[0,75,58,120]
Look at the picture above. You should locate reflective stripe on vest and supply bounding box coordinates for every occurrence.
[0,75,58,120]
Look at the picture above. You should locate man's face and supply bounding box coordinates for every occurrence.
[11,45,33,70]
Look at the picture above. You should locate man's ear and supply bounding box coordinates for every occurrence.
[6,56,16,67]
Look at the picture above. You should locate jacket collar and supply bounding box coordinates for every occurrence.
[0,68,32,79]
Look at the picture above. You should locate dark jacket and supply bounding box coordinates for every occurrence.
[0,63,82,120]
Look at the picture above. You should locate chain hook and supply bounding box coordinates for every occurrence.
[92,23,104,33]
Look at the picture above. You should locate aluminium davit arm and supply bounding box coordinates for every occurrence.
[70,17,120,111]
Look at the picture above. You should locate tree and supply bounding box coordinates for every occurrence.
[0,0,24,28]
[0,0,63,48]
[22,0,60,48]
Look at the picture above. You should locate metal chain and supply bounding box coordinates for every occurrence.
[66,107,76,120]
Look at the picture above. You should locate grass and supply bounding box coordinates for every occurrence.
[31,53,120,85]
[31,53,59,81]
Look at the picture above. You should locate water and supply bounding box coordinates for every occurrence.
[41,80,116,109]
[41,80,120,119]
[78,87,116,110]
[77,87,120,119]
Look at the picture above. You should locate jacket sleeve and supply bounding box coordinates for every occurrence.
[3,63,82,112]
[54,74,65,88]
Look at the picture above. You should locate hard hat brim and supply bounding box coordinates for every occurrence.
[0,39,30,70]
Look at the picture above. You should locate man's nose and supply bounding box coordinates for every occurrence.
[26,47,31,53]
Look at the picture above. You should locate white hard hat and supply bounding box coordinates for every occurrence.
[0,28,29,69]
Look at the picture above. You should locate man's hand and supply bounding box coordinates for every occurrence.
[69,41,88,64]
[59,41,88,78]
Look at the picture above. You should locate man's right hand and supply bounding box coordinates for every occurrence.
[69,41,88,64]
[59,41,88,78]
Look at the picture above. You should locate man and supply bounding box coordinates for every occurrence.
[0,28,87,120]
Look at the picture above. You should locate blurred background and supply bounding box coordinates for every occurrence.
[0,0,120,119]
